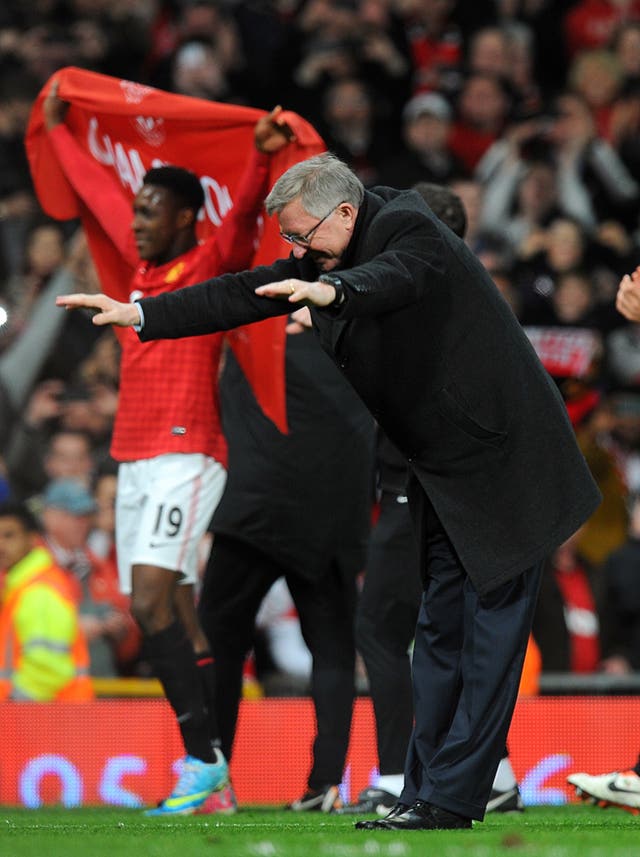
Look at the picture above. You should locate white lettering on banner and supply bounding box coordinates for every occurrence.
[13,751,577,806]
[88,117,114,166]
[114,141,145,194]
[86,118,231,225]
[99,756,146,807]
[201,176,233,227]
[19,753,147,808]
[520,753,573,805]
[20,754,83,808]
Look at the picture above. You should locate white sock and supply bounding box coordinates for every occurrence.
[492,756,517,792]
[376,774,404,797]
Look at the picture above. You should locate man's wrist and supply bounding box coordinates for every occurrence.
[318,274,346,307]
[133,301,145,331]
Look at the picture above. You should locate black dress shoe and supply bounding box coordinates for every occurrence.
[354,802,409,830]
[377,800,472,830]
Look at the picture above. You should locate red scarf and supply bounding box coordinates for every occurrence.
[25,67,326,432]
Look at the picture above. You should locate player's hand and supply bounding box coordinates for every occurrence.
[56,292,141,327]
[616,266,640,322]
[43,79,69,130]
[255,278,336,307]
[254,105,296,154]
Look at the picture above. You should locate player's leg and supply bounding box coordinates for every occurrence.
[198,535,278,761]
[174,583,219,743]
[346,491,420,815]
[116,455,228,814]
[286,561,357,812]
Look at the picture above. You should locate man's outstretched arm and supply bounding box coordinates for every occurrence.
[56,266,339,337]
[56,293,143,327]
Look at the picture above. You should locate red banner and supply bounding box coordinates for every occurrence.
[25,67,326,432]
[0,698,638,808]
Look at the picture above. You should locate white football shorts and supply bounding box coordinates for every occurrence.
[115,453,226,594]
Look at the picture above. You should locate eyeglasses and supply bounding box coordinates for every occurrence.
[279,203,342,247]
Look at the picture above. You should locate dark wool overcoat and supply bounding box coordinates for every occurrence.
[140,186,601,595]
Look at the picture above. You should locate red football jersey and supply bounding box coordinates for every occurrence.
[49,124,271,463]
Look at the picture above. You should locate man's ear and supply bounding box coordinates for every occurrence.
[177,208,196,230]
[337,202,357,232]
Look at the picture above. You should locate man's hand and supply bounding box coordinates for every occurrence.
[286,306,313,334]
[255,278,336,307]
[56,293,141,327]
[42,79,69,131]
[616,266,640,322]
[254,105,296,154]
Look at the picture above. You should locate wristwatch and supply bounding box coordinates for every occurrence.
[318,273,346,307]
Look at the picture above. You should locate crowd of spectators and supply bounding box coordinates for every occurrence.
[1,0,640,687]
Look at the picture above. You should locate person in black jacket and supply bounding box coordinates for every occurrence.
[339,182,525,818]
[58,152,601,831]
[197,317,374,813]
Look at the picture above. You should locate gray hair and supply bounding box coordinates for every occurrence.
[265,152,364,217]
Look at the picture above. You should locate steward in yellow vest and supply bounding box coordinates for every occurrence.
[0,502,93,701]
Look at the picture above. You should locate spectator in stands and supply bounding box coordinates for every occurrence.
[378,91,464,189]
[5,420,95,505]
[0,500,93,701]
[318,76,395,187]
[606,317,640,388]
[394,0,463,96]
[476,136,564,257]
[40,478,140,678]
[449,71,513,173]
[563,0,640,59]
[0,224,104,440]
[550,90,639,229]
[88,465,118,564]
[598,492,640,673]
[568,48,625,141]
[513,215,631,326]
[608,23,640,190]
[0,67,39,282]
[170,39,242,105]
[533,536,601,673]
[611,19,640,87]
[2,220,66,348]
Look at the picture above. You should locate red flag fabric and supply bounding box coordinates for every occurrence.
[25,66,326,433]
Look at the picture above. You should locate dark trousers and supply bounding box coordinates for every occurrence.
[356,491,421,775]
[198,534,357,790]
[401,477,543,820]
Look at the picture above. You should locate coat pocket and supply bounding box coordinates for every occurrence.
[437,385,508,449]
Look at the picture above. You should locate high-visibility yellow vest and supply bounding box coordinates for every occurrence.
[0,547,93,701]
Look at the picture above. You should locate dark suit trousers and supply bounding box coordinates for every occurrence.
[198,534,357,790]
[356,491,421,775]
[401,476,543,820]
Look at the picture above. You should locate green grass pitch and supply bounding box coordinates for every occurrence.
[0,805,639,857]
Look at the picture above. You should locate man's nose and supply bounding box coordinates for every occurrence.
[292,244,308,259]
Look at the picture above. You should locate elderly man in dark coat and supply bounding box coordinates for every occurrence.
[59,152,601,831]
